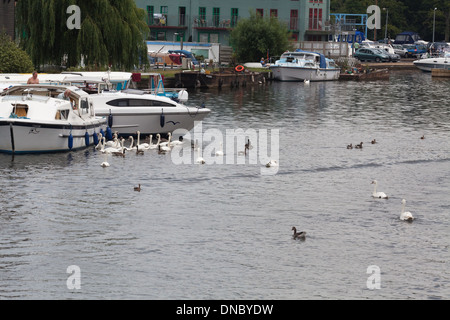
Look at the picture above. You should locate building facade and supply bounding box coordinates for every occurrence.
[134,0,331,45]
[0,0,16,39]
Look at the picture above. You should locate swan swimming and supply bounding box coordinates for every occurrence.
[100,153,110,167]
[400,199,414,221]
[196,147,205,164]
[215,142,224,156]
[266,160,278,167]
[304,79,310,84]
[371,180,388,199]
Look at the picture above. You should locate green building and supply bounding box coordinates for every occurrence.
[134,0,331,45]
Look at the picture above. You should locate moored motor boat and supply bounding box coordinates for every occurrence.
[269,49,340,81]
[0,85,107,154]
[88,89,210,137]
[413,52,450,72]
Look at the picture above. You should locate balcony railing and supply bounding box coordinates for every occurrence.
[193,16,239,28]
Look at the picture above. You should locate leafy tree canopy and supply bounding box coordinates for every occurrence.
[16,0,149,70]
[0,31,34,73]
[230,12,292,63]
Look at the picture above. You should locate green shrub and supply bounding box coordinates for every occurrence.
[0,32,34,73]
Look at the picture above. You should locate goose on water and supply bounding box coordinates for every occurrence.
[292,227,306,240]
[134,184,141,192]
[355,142,363,149]
[371,180,388,199]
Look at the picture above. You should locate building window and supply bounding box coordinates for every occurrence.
[270,9,278,18]
[150,31,166,41]
[213,7,220,27]
[147,6,154,25]
[199,7,206,26]
[179,7,186,26]
[256,9,264,17]
[160,6,168,25]
[309,8,323,30]
[231,8,239,27]
[290,10,298,30]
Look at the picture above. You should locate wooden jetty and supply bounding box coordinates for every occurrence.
[174,69,267,88]
[431,69,450,78]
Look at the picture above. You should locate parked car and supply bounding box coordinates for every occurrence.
[353,48,390,62]
[392,44,408,57]
[403,44,428,58]
[375,44,401,62]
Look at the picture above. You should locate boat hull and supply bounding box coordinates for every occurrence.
[413,59,450,72]
[0,119,107,154]
[95,108,210,137]
[270,66,340,81]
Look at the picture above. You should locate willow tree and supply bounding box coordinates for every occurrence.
[229,12,291,63]
[16,0,149,70]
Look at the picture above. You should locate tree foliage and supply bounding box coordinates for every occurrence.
[331,0,449,42]
[230,12,292,63]
[16,0,149,70]
[0,32,34,73]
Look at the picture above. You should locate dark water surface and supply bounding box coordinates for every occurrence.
[1,71,449,299]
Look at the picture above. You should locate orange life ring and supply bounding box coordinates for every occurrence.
[235,65,244,72]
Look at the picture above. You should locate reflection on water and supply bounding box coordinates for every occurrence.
[0,71,449,299]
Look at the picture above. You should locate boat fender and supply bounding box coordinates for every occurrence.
[160,108,165,128]
[235,65,244,72]
[108,110,113,127]
[68,126,73,150]
[85,132,90,147]
[93,131,99,146]
[100,128,105,137]
[68,134,73,150]
[106,127,113,140]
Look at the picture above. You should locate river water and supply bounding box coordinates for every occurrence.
[0,71,449,300]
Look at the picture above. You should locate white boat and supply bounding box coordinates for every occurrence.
[88,89,210,137]
[269,50,340,81]
[413,52,450,72]
[0,85,107,154]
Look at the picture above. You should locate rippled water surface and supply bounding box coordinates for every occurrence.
[1,71,449,299]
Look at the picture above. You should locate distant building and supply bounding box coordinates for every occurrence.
[134,0,331,45]
[0,0,16,39]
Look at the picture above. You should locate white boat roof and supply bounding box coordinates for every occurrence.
[1,84,90,99]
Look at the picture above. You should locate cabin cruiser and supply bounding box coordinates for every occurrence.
[88,89,210,137]
[269,50,340,81]
[0,85,107,154]
[413,52,450,72]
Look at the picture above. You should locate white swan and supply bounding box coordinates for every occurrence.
[124,136,136,151]
[170,135,184,147]
[196,147,205,164]
[400,199,414,221]
[100,152,110,167]
[304,79,310,84]
[136,131,150,149]
[159,133,172,152]
[371,180,388,199]
[105,132,119,148]
[159,132,172,147]
[215,142,224,156]
[266,160,279,167]
[149,134,161,150]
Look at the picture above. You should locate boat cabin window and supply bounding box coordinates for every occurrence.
[80,98,89,114]
[106,98,176,107]
[55,109,70,120]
